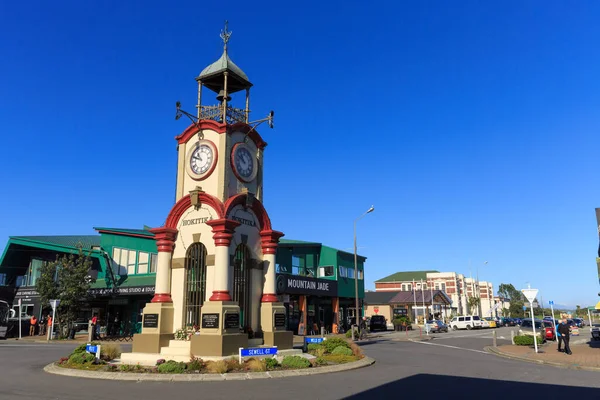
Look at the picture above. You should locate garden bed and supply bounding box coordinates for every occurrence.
[56,338,364,375]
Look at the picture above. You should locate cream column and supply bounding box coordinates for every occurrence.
[260,230,285,302]
[148,227,178,303]
[206,219,240,301]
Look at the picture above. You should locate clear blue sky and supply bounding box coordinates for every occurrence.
[1,2,599,308]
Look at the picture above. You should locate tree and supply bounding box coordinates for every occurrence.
[497,283,524,302]
[467,296,480,315]
[36,247,95,337]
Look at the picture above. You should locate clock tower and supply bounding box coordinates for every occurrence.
[127,24,292,360]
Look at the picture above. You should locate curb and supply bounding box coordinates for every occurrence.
[43,357,375,381]
[484,346,600,372]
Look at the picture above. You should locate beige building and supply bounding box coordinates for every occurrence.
[375,270,495,317]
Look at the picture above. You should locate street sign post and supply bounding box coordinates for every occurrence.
[522,287,539,353]
[18,298,21,339]
[238,346,277,364]
[549,300,556,334]
[48,299,60,342]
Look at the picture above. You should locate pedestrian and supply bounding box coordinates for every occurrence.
[359,316,368,340]
[39,315,46,336]
[29,315,37,336]
[46,315,52,339]
[91,314,98,340]
[557,318,572,355]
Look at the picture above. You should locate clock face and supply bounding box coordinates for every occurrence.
[185,140,217,181]
[231,143,257,182]
[190,144,213,174]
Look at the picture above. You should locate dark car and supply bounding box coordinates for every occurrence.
[573,318,585,328]
[369,315,387,331]
[501,317,515,326]
[426,320,448,333]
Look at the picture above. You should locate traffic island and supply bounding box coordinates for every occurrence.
[44,338,375,381]
[486,343,600,371]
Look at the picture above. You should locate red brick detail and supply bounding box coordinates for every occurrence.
[165,193,225,229]
[175,121,267,150]
[206,219,240,247]
[260,230,285,255]
[223,194,273,232]
[261,293,278,303]
[149,227,178,252]
[210,290,232,301]
[151,293,173,303]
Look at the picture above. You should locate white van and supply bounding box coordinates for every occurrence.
[450,315,483,330]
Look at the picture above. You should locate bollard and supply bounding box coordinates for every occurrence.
[493,330,497,347]
[88,321,93,342]
[511,330,515,345]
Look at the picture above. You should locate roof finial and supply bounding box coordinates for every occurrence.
[220,20,232,53]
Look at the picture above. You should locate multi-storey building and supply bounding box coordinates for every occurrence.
[375,270,495,317]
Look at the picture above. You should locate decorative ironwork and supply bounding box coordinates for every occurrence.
[184,243,207,328]
[200,104,247,124]
[220,20,232,49]
[233,244,251,329]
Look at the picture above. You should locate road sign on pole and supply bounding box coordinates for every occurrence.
[549,300,554,306]
[48,299,59,342]
[522,287,539,353]
[522,289,539,304]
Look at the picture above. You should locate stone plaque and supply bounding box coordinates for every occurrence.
[224,313,240,329]
[143,313,159,328]
[274,313,286,328]
[201,313,220,329]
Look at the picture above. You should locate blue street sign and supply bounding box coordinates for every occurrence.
[86,345,98,353]
[239,347,277,357]
[305,337,325,344]
[523,306,527,311]
[549,300,554,305]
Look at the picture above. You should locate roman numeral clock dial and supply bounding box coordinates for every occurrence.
[185,140,217,181]
[231,142,258,183]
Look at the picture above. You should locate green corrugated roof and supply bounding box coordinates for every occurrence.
[375,270,439,283]
[94,227,154,238]
[279,239,321,245]
[10,235,101,249]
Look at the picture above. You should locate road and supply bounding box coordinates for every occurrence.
[1,327,599,400]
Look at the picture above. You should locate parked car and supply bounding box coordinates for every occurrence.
[513,318,522,326]
[573,318,585,328]
[480,319,490,329]
[369,315,387,332]
[450,315,483,330]
[543,320,555,341]
[501,317,515,326]
[484,317,497,328]
[426,320,448,333]
[518,318,546,342]
[495,317,504,327]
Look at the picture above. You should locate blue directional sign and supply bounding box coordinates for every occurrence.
[305,337,325,344]
[549,300,554,305]
[86,345,98,354]
[239,347,277,357]
[523,306,527,311]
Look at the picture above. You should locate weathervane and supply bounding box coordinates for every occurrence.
[220,20,232,51]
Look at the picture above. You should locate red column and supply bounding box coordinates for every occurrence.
[149,227,178,303]
[260,229,284,303]
[206,219,240,301]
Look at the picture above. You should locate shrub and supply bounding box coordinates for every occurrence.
[307,344,326,357]
[264,357,279,370]
[187,357,204,371]
[307,343,324,352]
[156,359,166,366]
[119,364,135,372]
[332,346,353,356]
[281,356,311,369]
[514,335,543,346]
[157,360,186,374]
[72,342,99,354]
[246,358,266,372]
[100,344,121,361]
[345,330,353,338]
[314,357,327,366]
[321,354,359,364]
[68,352,95,365]
[106,364,117,372]
[58,357,69,365]
[206,360,229,374]
[348,341,364,358]
[323,338,350,353]
[224,357,243,372]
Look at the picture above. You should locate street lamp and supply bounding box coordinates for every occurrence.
[353,205,374,340]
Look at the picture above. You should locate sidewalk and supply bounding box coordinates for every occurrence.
[487,341,600,370]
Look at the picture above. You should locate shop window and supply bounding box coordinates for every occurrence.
[318,266,334,277]
[339,266,347,278]
[347,268,355,279]
[26,259,44,287]
[112,248,137,275]
[138,252,149,274]
[150,253,158,273]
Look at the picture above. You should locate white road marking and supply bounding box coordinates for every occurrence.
[410,339,491,354]
[433,332,492,339]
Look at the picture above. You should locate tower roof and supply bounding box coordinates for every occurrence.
[197,22,252,94]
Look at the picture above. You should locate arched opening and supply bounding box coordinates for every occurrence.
[233,244,251,329]
[184,242,207,328]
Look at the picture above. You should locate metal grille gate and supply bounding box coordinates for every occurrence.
[233,245,251,329]
[184,243,207,328]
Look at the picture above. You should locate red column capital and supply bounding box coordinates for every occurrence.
[260,230,285,255]
[206,218,241,247]
[149,227,178,253]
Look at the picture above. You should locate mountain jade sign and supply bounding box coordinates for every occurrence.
[275,274,337,297]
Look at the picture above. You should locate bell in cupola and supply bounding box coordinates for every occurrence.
[216,89,232,103]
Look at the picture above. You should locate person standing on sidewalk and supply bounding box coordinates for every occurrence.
[29,315,37,336]
[558,318,572,355]
[556,319,563,352]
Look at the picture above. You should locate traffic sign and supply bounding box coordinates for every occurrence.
[305,337,325,344]
[523,306,527,311]
[549,300,554,306]
[522,288,538,303]
[49,299,60,310]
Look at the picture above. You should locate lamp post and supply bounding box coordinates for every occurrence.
[353,205,374,340]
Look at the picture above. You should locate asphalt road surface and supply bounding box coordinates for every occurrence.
[1,330,599,400]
